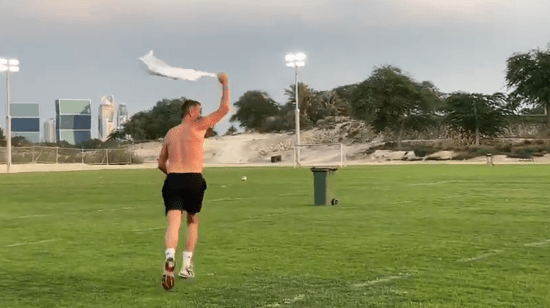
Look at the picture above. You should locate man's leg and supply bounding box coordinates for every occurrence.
[179,173,206,279]
[186,213,199,253]
[180,213,199,278]
[165,210,182,255]
[162,210,182,290]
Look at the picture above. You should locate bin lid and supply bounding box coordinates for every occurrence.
[311,167,338,172]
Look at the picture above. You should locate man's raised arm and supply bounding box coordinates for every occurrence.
[196,73,230,130]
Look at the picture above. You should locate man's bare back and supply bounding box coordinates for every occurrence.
[158,73,230,174]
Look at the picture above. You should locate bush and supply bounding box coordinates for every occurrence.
[507,148,535,158]
[472,147,493,155]
[495,142,513,153]
[108,149,143,165]
[414,148,436,157]
[82,149,142,164]
[259,116,291,133]
[452,152,477,160]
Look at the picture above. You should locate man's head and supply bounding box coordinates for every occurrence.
[181,100,202,121]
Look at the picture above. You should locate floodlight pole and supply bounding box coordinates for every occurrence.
[6,69,11,173]
[287,53,305,168]
[2,59,18,173]
[294,64,300,167]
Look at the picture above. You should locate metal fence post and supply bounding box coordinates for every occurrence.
[106,149,109,165]
[340,144,343,168]
[56,147,58,164]
[293,146,296,169]
[82,149,84,164]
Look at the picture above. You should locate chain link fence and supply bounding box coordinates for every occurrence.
[0,146,142,165]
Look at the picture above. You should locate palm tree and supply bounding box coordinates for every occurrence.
[284,82,314,126]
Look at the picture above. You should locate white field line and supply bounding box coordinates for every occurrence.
[133,212,292,231]
[95,207,133,212]
[389,201,412,205]
[237,212,291,223]
[441,194,462,199]
[278,193,307,197]
[408,180,465,186]
[385,195,460,205]
[17,214,52,219]
[457,250,503,262]
[257,294,305,308]
[132,227,164,232]
[524,239,550,247]
[16,207,134,219]
[353,273,413,287]
[208,197,245,202]
[6,239,58,247]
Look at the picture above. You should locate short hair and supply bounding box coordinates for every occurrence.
[181,100,201,119]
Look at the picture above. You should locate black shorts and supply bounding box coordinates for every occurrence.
[162,173,207,215]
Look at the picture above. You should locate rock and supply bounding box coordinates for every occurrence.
[428,151,454,160]
[372,150,392,160]
[386,151,408,160]
[403,151,417,160]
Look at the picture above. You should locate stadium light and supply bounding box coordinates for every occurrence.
[285,52,306,167]
[1,58,19,173]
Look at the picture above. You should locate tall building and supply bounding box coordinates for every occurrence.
[117,103,129,131]
[55,99,92,145]
[43,118,56,143]
[98,95,116,141]
[11,102,40,143]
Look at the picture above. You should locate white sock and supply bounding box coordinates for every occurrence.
[183,251,193,268]
[165,248,175,260]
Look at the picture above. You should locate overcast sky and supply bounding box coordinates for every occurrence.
[1,0,549,139]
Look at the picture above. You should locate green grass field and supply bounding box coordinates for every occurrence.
[1,165,549,307]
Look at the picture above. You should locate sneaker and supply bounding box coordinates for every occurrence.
[178,263,195,279]
[162,257,175,290]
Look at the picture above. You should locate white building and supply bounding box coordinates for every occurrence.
[43,118,56,143]
[117,103,129,131]
[98,95,116,141]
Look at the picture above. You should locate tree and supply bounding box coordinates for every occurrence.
[333,84,358,104]
[284,82,315,128]
[443,92,511,145]
[79,138,104,149]
[309,90,351,123]
[11,136,33,147]
[351,65,442,149]
[107,129,128,142]
[225,125,238,136]
[120,97,188,140]
[205,127,218,138]
[0,126,4,143]
[229,91,281,131]
[332,84,356,118]
[505,46,550,127]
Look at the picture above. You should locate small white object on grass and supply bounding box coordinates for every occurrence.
[242,176,247,181]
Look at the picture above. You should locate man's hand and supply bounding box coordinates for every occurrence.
[217,72,228,85]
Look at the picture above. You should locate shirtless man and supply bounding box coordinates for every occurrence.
[158,73,230,290]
